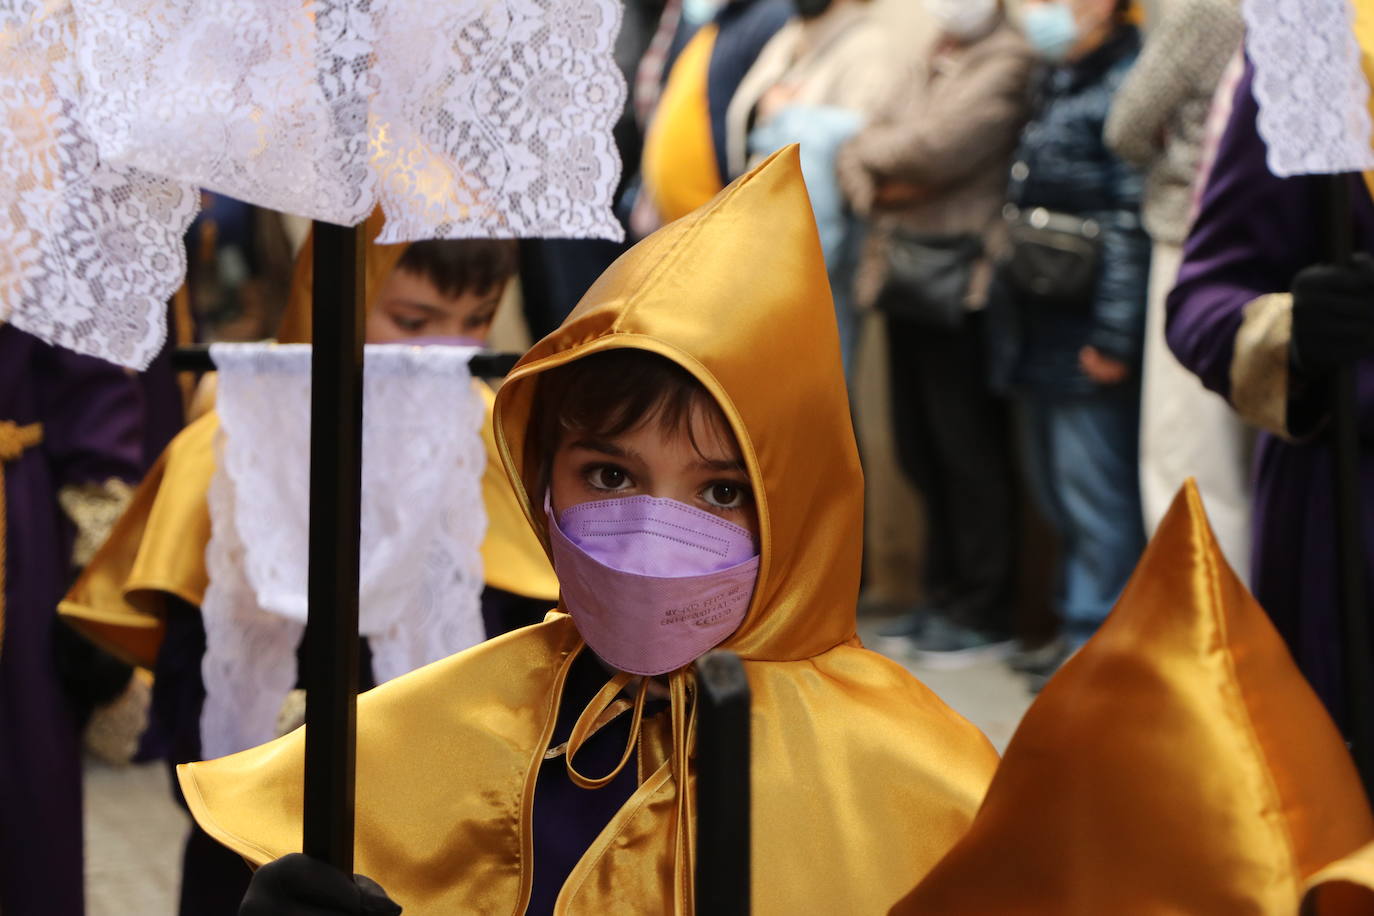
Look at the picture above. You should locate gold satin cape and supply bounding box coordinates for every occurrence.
[60,212,557,667]
[176,147,999,914]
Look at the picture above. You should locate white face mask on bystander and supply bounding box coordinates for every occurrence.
[923,0,1000,42]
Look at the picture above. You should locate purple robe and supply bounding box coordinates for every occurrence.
[0,324,146,916]
[1166,65,1374,727]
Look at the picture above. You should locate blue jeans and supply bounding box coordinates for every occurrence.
[1017,388,1145,645]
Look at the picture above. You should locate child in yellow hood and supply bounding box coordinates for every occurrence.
[180,147,998,915]
[61,226,557,916]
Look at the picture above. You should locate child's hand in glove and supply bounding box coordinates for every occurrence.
[239,853,402,916]
[1291,253,1374,373]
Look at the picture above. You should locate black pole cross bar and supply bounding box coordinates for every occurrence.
[1321,176,1374,791]
[170,344,521,380]
[302,221,366,871]
[694,650,751,915]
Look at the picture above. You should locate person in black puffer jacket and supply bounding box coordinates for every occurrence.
[987,0,1149,681]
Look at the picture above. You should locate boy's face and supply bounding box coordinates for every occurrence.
[549,400,759,540]
[365,268,503,344]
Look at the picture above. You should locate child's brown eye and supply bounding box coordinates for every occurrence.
[704,483,748,510]
[588,465,631,490]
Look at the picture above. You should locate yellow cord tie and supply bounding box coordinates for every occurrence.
[669,669,698,916]
[564,672,651,790]
[562,664,699,914]
[0,421,45,655]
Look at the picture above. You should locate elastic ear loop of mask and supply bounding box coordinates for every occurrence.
[562,668,699,916]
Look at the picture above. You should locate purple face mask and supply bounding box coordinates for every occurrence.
[547,495,760,676]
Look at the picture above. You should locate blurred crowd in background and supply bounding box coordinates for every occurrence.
[175,0,1249,692]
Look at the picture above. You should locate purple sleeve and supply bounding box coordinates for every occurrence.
[1165,62,1322,401]
[38,346,147,487]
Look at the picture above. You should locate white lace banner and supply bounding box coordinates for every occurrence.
[1,0,622,370]
[70,0,627,242]
[0,0,198,369]
[201,342,488,758]
[1243,0,1374,177]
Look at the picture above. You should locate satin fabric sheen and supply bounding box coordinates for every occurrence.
[1304,841,1374,914]
[640,25,723,224]
[58,411,217,666]
[178,147,998,914]
[549,496,759,676]
[893,481,1374,914]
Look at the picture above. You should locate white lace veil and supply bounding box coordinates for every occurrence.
[1242,0,1374,177]
[1,0,624,368]
[201,343,488,759]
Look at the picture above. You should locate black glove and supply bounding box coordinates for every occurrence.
[1291,253,1374,373]
[240,854,401,916]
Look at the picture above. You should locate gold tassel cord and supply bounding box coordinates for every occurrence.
[0,421,44,654]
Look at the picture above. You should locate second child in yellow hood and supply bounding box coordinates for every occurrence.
[180,146,998,915]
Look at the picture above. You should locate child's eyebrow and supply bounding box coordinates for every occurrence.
[692,457,746,474]
[568,438,639,461]
[383,297,445,316]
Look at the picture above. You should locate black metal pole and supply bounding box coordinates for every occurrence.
[170,344,520,380]
[1322,175,1374,790]
[302,221,365,871]
[694,650,751,915]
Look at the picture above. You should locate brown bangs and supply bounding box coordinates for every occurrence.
[526,349,735,497]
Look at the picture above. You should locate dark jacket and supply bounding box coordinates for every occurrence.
[987,26,1150,395]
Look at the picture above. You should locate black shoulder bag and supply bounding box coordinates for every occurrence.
[873,230,984,329]
[999,204,1103,311]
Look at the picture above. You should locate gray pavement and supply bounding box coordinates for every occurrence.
[85,759,187,916]
[84,634,1033,914]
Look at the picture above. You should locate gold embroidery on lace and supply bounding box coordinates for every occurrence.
[57,477,135,567]
[1230,293,1294,440]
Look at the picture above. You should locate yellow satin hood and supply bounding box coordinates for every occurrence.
[894,481,1374,914]
[1305,841,1374,914]
[496,143,859,664]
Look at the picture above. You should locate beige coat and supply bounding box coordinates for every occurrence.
[837,20,1036,310]
[726,4,904,178]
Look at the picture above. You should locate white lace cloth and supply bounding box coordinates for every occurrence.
[0,0,198,369]
[1243,0,1374,177]
[1,0,623,368]
[201,343,488,759]
[70,0,626,242]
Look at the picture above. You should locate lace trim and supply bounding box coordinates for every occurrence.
[5,0,623,371]
[200,343,487,758]
[1243,0,1374,176]
[1,0,198,370]
[70,0,627,242]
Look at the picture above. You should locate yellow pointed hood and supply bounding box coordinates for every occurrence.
[496,143,860,663]
[894,480,1374,914]
[178,148,996,916]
